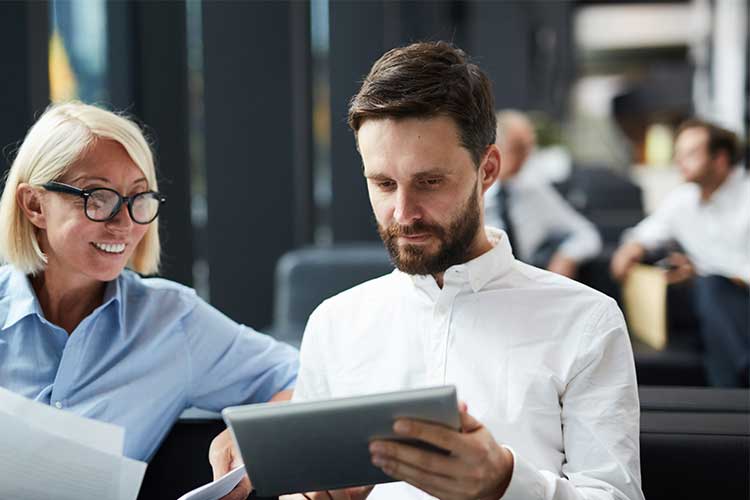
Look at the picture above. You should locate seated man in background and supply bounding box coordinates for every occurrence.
[611,119,749,387]
[485,110,602,279]
[275,41,644,500]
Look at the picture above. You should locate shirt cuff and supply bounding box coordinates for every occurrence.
[500,445,545,500]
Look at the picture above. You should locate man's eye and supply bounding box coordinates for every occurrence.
[377,181,395,189]
[421,178,442,187]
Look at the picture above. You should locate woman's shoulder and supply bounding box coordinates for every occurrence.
[118,269,200,312]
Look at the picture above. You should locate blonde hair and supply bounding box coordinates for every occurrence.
[0,101,161,275]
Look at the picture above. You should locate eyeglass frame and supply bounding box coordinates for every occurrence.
[40,181,166,224]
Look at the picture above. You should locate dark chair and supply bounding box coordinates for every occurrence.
[269,243,393,347]
[639,386,750,500]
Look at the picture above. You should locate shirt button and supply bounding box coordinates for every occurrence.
[54,401,63,409]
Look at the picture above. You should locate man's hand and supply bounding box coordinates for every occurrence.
[209,428,251,500]
[547,253,578,279]
[663,252,695,284]
[280,485,373,500]
[369,403,513,500]
[611,242,645,281]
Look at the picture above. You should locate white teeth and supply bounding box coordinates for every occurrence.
[93,242,125,254]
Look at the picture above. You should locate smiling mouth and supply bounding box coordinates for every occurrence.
[91,242,126,254]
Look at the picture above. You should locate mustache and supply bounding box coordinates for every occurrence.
[384,220,444,239]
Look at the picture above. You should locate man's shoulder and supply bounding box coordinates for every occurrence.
[316,270,401,312]
[512,261,618,309]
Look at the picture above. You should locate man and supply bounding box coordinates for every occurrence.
[485,110,602,279]
[611,119,749,387]
[213,41,643,500]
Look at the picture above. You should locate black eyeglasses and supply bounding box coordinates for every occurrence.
[41,181,166,224]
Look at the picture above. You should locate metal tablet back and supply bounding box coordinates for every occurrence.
[222,385,459,497]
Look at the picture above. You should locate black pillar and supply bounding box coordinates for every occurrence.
[202,1,310,328]
[328,1,386,243]
[0,1,49,174]
[129,1,193,287]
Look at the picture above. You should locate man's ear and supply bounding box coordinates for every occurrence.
[16,183,47,229]
[712,149,732,172]
[479,144,501,194]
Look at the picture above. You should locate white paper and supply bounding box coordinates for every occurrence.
[0,386,124,455]
[177,465,247,500]
[0,388,146,500]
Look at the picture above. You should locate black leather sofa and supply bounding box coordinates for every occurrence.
[138,387,749,500]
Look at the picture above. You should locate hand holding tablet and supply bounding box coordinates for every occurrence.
[222,386,460,497]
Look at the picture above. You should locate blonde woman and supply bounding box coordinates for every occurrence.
[0,102,296,497]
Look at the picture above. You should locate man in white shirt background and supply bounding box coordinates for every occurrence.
[485,110,602,280]
[285,41,643,500]
[611,119,749,387]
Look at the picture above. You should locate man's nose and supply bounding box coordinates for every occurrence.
[393,189,421,225]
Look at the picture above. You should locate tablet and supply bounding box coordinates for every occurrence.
[222,385,459,497]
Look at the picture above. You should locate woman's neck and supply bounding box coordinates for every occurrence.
[31,269,106,335]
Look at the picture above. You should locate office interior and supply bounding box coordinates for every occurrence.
[0,1,748,499]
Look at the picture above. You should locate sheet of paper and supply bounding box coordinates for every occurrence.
[177,465,247,500]
[623,263,668,350]
[0,386,124,455]
[0,390,147,500]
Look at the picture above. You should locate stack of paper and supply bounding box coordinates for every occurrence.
[0,386,147,500]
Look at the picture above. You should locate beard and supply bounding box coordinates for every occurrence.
[377,187,481,276]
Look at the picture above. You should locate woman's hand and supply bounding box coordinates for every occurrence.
[209,428,251,500]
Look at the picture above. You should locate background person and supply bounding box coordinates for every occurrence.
[611,118,749,387]
[0,102,298,498]
[485,110,602,279]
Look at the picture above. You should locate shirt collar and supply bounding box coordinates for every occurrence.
[708,166,746,204]
[2,267,44,330]
[2,267,124,331]
[406,226,515,294]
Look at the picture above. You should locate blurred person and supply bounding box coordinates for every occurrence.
[259,41,643,500]
[611,119,749,387]
[485,110,602,279]
[0,102,298,498]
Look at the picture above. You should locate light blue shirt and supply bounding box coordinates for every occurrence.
[0,266,298,461]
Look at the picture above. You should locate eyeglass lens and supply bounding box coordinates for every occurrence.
[86,189,161,223]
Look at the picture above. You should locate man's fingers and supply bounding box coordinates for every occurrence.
[373,455,459,498]
[392,418,473,456]
[218,475,251,500]
[458,408,483,433]
[370,440,462,477]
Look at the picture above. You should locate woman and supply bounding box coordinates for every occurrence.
[0,102,297,479]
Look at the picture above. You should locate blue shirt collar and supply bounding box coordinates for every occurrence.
[2,267,123,331]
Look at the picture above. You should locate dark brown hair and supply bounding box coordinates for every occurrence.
[676,118,742,166]
[348,41,496,167]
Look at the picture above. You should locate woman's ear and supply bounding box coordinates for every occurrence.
[16,183,47,229]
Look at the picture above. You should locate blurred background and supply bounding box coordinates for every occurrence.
[1,0,747,385]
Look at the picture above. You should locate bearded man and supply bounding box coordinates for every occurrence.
[280,41,645,500]
[213,41,644,500]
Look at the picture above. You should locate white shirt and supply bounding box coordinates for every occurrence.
[626,167,750,281]
[294,228,643,500]
[484,179,602,264]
